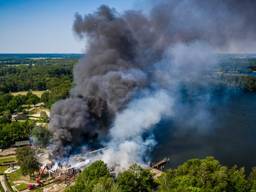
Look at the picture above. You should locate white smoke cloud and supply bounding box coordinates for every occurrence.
[102,90,173,172]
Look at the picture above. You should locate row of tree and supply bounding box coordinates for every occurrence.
[66,157,256,192]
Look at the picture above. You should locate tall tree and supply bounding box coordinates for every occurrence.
[16,147,39,176]
[66,161,112,192]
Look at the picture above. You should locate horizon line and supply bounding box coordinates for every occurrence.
[0,52,83,54]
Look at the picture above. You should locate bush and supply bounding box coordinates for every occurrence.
[66,161,112,192]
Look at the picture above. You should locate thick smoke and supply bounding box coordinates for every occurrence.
[148,0,256,51]
[48,0,256,168]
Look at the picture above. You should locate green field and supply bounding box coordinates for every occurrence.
[0,156,16,164]
[15,183,27,191]
[0,156,16,174]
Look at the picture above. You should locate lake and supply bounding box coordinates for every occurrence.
[152,90,256,171]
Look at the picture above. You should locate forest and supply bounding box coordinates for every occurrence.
[0,57,75,149]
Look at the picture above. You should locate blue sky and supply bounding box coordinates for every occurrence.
[0,0,142,53]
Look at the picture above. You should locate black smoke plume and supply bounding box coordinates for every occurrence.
[48,1,256,161]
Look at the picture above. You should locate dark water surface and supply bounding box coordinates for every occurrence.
[152,91,256,170]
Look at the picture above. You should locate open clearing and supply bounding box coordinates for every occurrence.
[10,90,46,97]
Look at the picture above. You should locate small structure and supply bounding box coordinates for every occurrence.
[13,140,31,147]
[35,102,45,107]
[151,157,170,170]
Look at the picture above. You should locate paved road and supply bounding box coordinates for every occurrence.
[0,175,11,192]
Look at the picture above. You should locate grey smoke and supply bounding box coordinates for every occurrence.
[49,98,93,156]
[48,0,256,163]
[148,0,256,51]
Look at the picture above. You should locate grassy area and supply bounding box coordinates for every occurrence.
[10,90,46,97]
[0,156,16,164]
[5,176,14,192]
[0,166,7,174]
[0,182,4,192]
[3,167,32,191]
[7,169,22,184]
[0,156,16,176]
[15,183,27,191]
[0,156,16,174]
[0,155,23,187]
